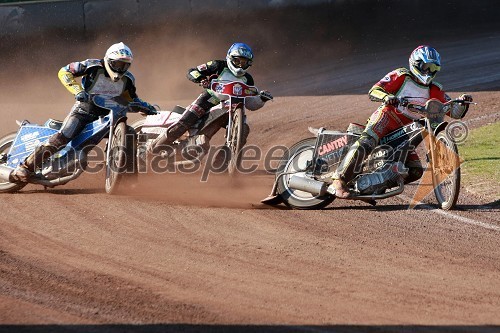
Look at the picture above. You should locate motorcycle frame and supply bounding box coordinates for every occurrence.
[4,96,130,187]
[209,80,259,146]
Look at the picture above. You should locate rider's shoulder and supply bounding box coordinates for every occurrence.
[244,73,255,85]
[82,58,103,68]
[123,71,135,83]
[393,67,411,76]
[212,59,226,68]
[430,80,443,90]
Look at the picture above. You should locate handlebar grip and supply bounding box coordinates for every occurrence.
[397,97,409,107]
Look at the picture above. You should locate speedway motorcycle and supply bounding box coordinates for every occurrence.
[262,98,475,210]
[0,95,150,194]
[132,79,262,174]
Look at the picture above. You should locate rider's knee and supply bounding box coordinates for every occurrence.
[358,133,377,152]
[186,103,206,118]
[47,132,69,149]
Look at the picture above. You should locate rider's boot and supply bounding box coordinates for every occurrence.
[329,134,377,198]
[148,111,200,155]
[330,178,351,198]
[10,143,58,182]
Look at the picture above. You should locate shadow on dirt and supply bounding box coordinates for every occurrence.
[19,188,105,195]
[1,325,499,333]
[456,200,500,211]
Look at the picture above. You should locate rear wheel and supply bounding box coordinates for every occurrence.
[0,132,27,193]
[227,107,244,175]
[432,132,460,210]
[276,138,335,209]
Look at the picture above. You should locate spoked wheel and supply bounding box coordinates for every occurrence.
[0,132,27,193]
[227,107,245,175]
[105,122,134,194]
[432,132,460,210]
[276,138,335,209]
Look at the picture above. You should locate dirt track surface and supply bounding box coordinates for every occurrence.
[1,14,500,333]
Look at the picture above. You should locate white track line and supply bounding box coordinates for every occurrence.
[399,195,500,232]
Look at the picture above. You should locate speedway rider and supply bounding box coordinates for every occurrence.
[148,42,273,154]
[331,45,473,198]
[12,42,156,183]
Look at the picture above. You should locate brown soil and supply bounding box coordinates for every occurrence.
[1,5,500,332]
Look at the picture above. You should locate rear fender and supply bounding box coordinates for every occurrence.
[6,125,58,168]
[197,107,229,136]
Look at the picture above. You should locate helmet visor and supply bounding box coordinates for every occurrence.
[109,59,131,74]
[231,56,252,70]
[421,62,440,75]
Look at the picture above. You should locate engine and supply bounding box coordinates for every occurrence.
[41,149,87,180]
[354,162,408,195]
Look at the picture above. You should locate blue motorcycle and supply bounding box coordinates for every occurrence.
[0,95,150,194]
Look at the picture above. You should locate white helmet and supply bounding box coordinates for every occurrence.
[226,42,253,77]
[104,42,133,82]
[409,45,441,86]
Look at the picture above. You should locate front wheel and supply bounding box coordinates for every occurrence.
[227,107,245,175]
[105,122,136,194]
[276,137,335,209]
[432,132,460,210]
[0,132,27,193]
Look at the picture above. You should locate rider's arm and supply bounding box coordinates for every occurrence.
[240,74,266,111]
[186,60,224,83]
[368,86,391,102]
[246,96,266,111]
[121,74,156,114]
[58,62,85,95]
[121,72,139,101]
[434,85,470,119]
[368,68,407,102]
[58,59,102,95]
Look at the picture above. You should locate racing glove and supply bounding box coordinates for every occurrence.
[459,94,473,103]
[133,98,158,115]
[260,90,273,102]
[450,94,473,119]
[199,74,218,89]
[383,94,399,106]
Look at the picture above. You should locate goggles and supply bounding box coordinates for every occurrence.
[421,62,440,74]
[231,56,252,69]
[109,60,131,73]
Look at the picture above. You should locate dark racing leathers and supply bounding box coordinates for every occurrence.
[17,59,149,178]
[333,68,467,188]
[150,60,265,153]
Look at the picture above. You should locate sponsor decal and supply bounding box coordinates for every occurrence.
[24,139,41,152]
[232,83,242,96]
[197,64,208,71]
[318,135,348,156]
[372,114,390,136]
[21,131,40,142]
[214,83,223,93]
[381,76,391,82]
[245,88,257,95]
[379,128,407,145]
[190,71,201,79]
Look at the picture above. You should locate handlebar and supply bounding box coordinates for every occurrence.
[391,96,477,119]
[394,96,476,108]
[91,95,159,115]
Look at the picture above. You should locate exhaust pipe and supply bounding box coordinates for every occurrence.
[288,175,332,196]
[0,165,15,183]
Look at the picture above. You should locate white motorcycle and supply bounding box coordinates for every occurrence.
[132,80,267,174]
